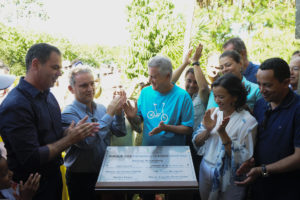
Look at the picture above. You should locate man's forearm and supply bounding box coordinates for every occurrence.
[164,124,192,135]
[47,136,73,161]
[266,147,300,174]
[127,115,143,133]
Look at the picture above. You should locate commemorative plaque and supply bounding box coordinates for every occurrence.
[96,146,198,188]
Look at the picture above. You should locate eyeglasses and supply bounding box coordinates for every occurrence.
[290,66,299,71]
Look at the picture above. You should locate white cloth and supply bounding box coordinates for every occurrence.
[199,160,246,200]
[192,93,206,131]
[192,107,257,200]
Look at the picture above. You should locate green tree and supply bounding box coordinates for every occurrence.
[0,0,49,25]
[125,0,185,78]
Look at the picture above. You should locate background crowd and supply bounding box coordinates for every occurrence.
[0,36,299,200]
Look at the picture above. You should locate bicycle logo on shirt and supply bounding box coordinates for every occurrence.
[147,103,168,122]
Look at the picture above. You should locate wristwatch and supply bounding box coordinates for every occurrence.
[261,164,269,177]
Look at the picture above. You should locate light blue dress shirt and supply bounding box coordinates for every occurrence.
[61,99,126,173]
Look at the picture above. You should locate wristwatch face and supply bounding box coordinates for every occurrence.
[262,171,269,177]
[261,165,269,177]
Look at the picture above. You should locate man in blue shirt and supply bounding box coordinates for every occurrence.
[124,55,194,146]
[61,65,126,200]
[0,43,99,200]
[223,37,259,83]
[236,58,300,199]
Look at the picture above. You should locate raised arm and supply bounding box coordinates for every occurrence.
[123,100,143,133]
[171,48,193,83]
[191,43,210,104]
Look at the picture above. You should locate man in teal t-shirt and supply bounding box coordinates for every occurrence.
[124,55,194,146]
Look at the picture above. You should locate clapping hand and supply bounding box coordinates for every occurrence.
[113,90,127,115]
[123,100,138,119]
[191,43,203,63]
[148,121,166,136]
[202,109,217,132]
[14,173,41,200]
[217,116,230,134]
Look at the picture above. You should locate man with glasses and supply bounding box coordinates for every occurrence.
[289,57,300,92]
[0,43,99,200]
[61,65,126,200]
[236,58,300,199]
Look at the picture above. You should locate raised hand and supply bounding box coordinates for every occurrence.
[217,116,230,134]
[148,121,166,136]
[202,109,217,132]
[15,173,41,200]
[191,43,203,63]
[112,90,127,115]
[123,100,138,119]
[182,48,193,66]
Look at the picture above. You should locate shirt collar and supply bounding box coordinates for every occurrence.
[73,99,96,114]
[269,89,297,111]
[18,77,50,99]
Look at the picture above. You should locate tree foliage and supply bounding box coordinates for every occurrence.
[0,23,117,76]
[125,0,300,78]
[0,0,49,25]
[125,0,185,78]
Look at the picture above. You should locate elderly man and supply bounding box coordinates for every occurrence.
[223,37,259,83]
[0,43,98,200]
[289,57,299,92]
[124,55,194,146]
[124,55,194,200]
[236,58,300,199]
[61,65,126,200]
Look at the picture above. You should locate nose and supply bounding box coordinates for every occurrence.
[221,68,227,74]
[57,69,62,77]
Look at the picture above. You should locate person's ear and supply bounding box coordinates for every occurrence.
[241,50,247,59]
[30,58,40,71]
[68,85,75,93]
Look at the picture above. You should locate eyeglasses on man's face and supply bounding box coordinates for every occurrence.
[290,66,299,71]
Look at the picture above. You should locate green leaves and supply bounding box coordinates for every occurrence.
[125,0,185,78]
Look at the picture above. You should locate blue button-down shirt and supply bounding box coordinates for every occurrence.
[0,77,63,181]
[61,99,126,173]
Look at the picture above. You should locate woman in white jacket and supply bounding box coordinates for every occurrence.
[193,73,257,200]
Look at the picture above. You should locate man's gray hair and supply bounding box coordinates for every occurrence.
[148,55,173,77]
[69,65,94,86]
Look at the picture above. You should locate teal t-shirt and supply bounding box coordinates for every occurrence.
[137,85,194,146]
[207,76,262,110]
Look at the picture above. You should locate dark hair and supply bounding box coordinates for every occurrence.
[212,73,247,111]
[220,50,241,64]
[292,50,300,56]
[185,67,194,77]
[260,58,290,83]
[223,37,246,54]
[25,43,61,72]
